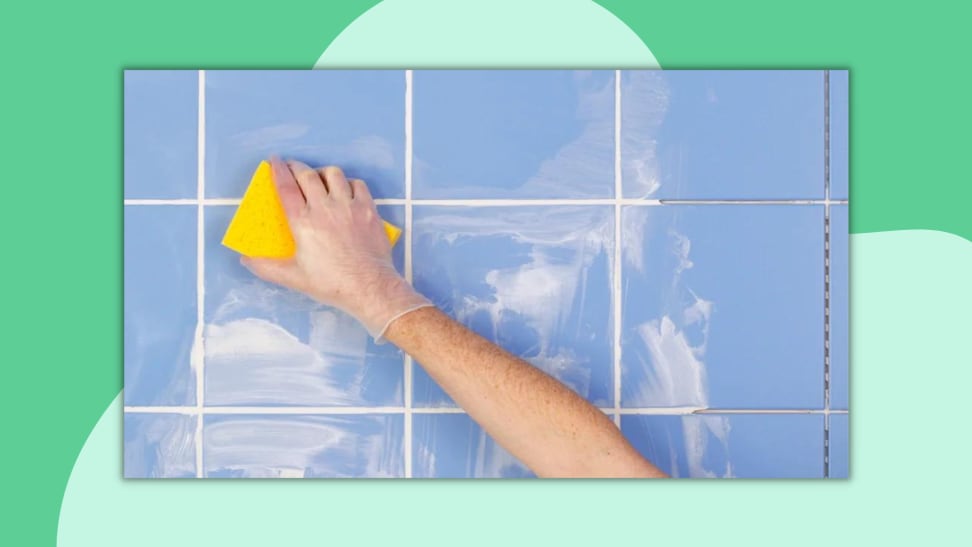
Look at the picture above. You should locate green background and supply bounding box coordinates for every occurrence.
[2,0,969,544]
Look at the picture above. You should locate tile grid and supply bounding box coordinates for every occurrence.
[403,69,415,478]
[612,70,623,427]
[823,70,832,478]
[192,69,207,478]
[125,70,846,477]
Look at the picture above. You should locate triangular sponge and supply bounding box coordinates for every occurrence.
[222,161,402,258]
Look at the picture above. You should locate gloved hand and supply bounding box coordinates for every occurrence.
[241,156,432,341]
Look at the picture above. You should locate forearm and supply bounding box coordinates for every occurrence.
[385,307,667,478]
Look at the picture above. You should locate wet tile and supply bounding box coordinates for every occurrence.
[124,413,197,478]
[828,413,849,478]
[205,70,405,199]
[621,205,824,409]
[830,205,849,409]
[621,414,824,478]
[124,70,198,199]
[413,70,615,198]
[622,70,824,199]
[412,413,532,478]
[411,205,615,407]
[203,414,404,478]
[202,206,405,407]
[124,205,197,406]
[830,70,849,200]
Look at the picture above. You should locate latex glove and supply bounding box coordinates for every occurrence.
[241,156,432,341]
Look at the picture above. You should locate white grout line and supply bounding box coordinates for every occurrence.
[124,405,848,416]
[657,199,836,205]
[123,198,849,207]
[613,70,623,428]
[412,406,465,414]
[403,69,414,478]
[192,69,206,478]
[823,69,832,477]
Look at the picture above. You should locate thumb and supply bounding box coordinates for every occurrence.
[240,256,302,289]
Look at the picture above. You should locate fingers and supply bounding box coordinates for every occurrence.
[319,166,351,201]
[349,178,374,203]
[287,160,328,206]
[268,156,305,218]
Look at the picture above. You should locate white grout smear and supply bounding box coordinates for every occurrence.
[620,70,670,198]
[415,206,612,401]
[124,415,197,478]
[622,206,732,477]
[518,71,615,198]
[205,317,363,405]
[203,415,402,478]
[203,284,378,406]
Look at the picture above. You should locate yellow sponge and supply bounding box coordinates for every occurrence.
[222,161,402,258]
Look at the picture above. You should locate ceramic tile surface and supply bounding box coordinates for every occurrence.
[620,205,824,409]
[830,71,849,200]
[411,205,614,407]
[830,206,849,410]
[203,414,404,478]
[413,70,615,198]
[828,413,849,478]
[622,70,824,199]
[124,205,197,406]
[412,414,534,478]
[124,70,848,478]
[202,206,406,407]
[124,71,199,199]
[205,70,405,199]
[621,414,825,478]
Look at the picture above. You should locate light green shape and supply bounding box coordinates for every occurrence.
[315,0,658,67]
[58,230,972,544]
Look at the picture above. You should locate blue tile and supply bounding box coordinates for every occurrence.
[205,70,405,199]
[204,414,403,478]
[621,414,824,478]
[124,413,197,478]
[830,205,849,410]
[202,205,405,406]
[621,205,824,409]
[828,413,849,478]
[124,205,197,406]
[830,70,849,200]
[411,206,615,407]
[413,70,615,198]
[622,70,824,199]
[124,71,198,199]
[412,413,532,478]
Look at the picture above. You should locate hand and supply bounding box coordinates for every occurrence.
[241,156,431,340]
